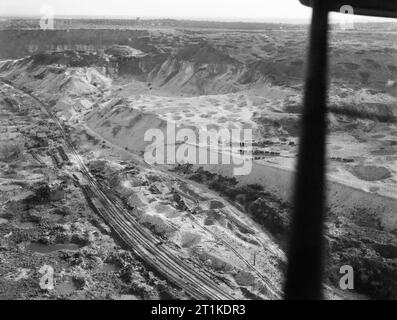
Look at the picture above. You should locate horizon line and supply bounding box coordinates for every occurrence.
[1,14,396,25]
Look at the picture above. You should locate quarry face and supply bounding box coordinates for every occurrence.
[0,19,396,300]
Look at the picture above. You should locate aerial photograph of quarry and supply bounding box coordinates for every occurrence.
[0,0,396,303]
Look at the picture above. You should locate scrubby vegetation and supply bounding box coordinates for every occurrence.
[171,164,291,240]
[328,103,396,123]
[0,142,22,161]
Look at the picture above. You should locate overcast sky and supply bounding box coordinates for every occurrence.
[0,0,393,22]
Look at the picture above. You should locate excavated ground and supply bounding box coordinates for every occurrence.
[0,24,396,300]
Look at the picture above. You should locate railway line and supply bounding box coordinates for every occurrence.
[0,78,237,300]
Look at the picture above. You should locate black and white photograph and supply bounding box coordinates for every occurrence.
[0,0,396,305]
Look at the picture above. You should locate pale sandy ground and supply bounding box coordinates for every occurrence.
[91,78,397,202]
[81,77,397,237]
